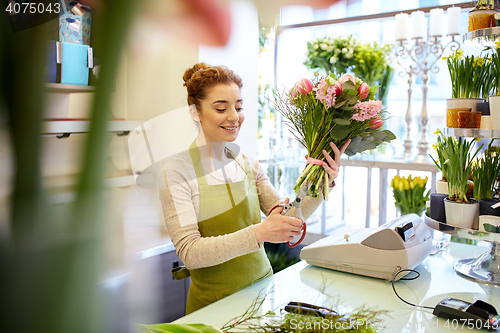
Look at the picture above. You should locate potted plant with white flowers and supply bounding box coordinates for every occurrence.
[443,136,483,228]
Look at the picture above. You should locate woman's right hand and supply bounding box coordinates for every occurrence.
[254,198,304,243]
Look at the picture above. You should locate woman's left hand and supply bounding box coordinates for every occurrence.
[321,140,351,187]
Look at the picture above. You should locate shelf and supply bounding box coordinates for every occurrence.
[463,26,500,48]
[444,127,500,138]
[41,119,145,137]
[49,175,137,204]
[425,214,500,285]
[44,83,96,93]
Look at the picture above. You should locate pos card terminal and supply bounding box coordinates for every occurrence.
[433,298,500,331]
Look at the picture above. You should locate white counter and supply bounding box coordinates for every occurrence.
[175,242,500,332]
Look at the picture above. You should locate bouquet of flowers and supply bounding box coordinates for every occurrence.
[391,175,430,216]
[303,35,359,75]
[352,41,393,86]
[274,73,396,199]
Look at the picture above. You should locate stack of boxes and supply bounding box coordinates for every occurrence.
[45,1,95,119]
[46,0,93,86]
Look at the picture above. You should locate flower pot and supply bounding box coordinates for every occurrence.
[446,98,485,113]
[430,193,447,223]
[436,180,449,194]
[479,215,500,233]
[444,198,478,229]
[479,198,500,216]
[489,95,500,130]
[477,101,493,129]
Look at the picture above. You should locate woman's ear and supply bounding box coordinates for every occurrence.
[189,105,200,122]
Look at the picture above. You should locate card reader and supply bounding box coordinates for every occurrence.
[433,298,500,331]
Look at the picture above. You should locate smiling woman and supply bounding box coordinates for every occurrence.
[159,62,349,314]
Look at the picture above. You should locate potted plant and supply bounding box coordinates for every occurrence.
[444,49,495,116]
[442,136,483,228]
[351,41,394,92]
[430,129,449,194]
[489,38,500,129]
[391,175,430,217]
[472,140,500,201]
[473,141,500,230]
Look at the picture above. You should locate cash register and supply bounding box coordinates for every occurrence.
[300,214,433,280]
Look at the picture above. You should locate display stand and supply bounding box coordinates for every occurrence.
[463,26,500,48]
[424,214,500,285]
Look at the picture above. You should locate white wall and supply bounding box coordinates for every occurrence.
[199,0,259,159]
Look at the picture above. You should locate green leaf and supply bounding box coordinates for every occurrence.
[334,100,347,108]
[342,81,355,90]
[340,109,353,119]
[370,131,387,142]
[369,86,379,94]
[382,129,396,141]
[313,103,323,127]
[344,89,358,95]
[346,94,357,105]
[332,118,351,125]
[330,125,349,140]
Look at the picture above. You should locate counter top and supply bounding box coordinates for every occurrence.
[175,242,499,332]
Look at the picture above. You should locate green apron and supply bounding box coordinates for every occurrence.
[174,142,272,314]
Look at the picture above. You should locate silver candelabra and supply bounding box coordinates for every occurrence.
[394,35,460,162]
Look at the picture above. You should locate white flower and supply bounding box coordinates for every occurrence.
[320,43,328,50]
[342,48,347,53]
[326,76,336,85]
[315,44,319,50]
[326,45,333,52]
[346,50,353,58]
[329,56,337,64]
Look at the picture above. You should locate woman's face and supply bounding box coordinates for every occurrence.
[197,82,244,143]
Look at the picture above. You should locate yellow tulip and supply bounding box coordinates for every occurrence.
[403,178,410,190]
[398,182,404,192]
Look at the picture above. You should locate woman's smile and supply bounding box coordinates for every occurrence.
[220,125,239,133]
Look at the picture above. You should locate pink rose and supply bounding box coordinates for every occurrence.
[370,116,384,129]
[334,81,342,96]
[294,78,313,94]
[339,74,356,85]
[357,82,369,99]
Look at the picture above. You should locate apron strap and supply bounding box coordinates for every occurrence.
[189,142,253,183]
[171,265,191,280]
[226,147,252,176]
[189,141,208,186]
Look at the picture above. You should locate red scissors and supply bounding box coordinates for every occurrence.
[269,183,310,248]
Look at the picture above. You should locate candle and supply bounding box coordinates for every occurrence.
[447,6,462,35]
[395,13,409,41]
[429,8,444,37]
[411,10,427,39]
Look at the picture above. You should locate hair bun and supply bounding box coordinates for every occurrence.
[183,63,211,86]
